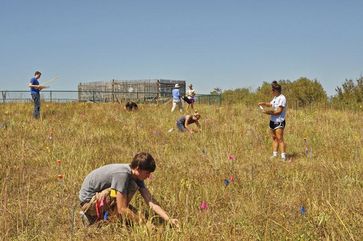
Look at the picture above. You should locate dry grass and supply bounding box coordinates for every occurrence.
[0,102,362,240]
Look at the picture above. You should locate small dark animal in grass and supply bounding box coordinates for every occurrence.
[125,102,138,111]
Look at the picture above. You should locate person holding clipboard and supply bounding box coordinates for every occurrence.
[28,71,48,119]
[258,81,287,161]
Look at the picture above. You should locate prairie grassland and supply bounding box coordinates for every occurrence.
[0,102,362,241]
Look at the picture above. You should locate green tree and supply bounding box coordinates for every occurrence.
[290,77,327,106]
[333,77,363,108]
[255,78,327,108]
[217,77,328,107]
[222,88,254,104]
[210,87,222,95]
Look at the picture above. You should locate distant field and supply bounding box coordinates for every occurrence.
[0,102,362,240]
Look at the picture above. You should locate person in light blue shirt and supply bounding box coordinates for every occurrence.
[28,71,46,119]
[258,81,287,161]
[171,84,183,112]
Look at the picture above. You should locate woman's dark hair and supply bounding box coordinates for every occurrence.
[34,71,41,76]
[130,152,156,172]
[271,81,282,93]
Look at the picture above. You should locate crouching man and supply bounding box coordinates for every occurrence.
[79,152,179,227]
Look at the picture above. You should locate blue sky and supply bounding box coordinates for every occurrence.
[1,0,362,96]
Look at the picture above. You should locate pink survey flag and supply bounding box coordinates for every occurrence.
[229,175,234,182]
[228,154,236,161]
[200,201,208,210]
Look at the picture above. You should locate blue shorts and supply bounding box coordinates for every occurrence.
[269,120,286,130]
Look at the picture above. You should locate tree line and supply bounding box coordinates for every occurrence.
[211,76,363,109]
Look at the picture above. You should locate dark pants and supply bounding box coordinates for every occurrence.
[31,93,41,119]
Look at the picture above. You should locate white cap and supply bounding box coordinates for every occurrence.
[175,84,180,88]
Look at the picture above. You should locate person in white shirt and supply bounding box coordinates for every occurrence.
[183,84,196,110]
[258,81,287,161]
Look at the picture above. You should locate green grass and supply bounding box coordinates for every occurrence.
[0,102,362,240]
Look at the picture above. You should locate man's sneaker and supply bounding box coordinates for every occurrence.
[79,211,91,226]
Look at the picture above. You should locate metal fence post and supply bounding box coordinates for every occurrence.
[112,79,115,103]
[50,91,53,102]
[93,91,95,102]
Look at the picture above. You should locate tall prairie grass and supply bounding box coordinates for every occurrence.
[0,102,362,240]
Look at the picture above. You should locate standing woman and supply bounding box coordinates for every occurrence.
[185,84,196,110]
[258,81,287,161]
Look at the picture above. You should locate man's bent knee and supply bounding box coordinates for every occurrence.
[80,188,116,222]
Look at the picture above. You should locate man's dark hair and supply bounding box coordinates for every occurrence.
[272,81,282,93]
[130,152,156,172]
[34,71,41,76]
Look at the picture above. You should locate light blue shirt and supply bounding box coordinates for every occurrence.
[172,88,181,101]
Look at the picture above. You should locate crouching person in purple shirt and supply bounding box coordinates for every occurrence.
[79,152,179,228]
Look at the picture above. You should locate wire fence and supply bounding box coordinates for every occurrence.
[0,90,222,105]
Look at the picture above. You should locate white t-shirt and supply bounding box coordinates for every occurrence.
[186,89,196,99]
[270,94,287,122]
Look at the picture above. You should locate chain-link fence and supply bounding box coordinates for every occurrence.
[0,90,221,105]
